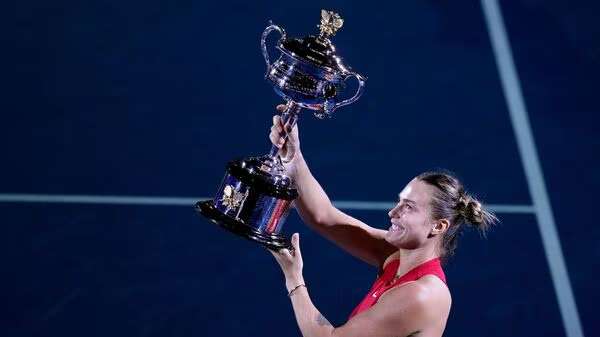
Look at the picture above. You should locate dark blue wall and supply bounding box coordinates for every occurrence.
[1,1,598,336]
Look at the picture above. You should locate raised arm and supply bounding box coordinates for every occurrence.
[270,107,396,268]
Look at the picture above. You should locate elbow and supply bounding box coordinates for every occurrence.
[312,213,329,227]
[300,208,333,228]
[296,203,335,228]
[311,208,335,227]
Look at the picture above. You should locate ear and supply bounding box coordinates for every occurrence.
[431,219,450,236]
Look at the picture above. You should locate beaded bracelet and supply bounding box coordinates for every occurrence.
[287,284,306,297]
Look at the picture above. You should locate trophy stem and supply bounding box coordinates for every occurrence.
[267,101,301,158]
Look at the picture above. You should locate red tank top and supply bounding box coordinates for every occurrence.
[348,257,446,319]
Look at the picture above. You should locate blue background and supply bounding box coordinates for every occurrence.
[1,1,598,336]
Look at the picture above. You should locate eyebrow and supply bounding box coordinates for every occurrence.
[397,195,417,205]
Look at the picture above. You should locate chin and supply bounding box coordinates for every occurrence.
[384,233,404,248]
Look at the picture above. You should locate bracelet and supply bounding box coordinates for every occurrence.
[287,284,306,297]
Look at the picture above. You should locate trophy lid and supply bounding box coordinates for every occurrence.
[279,10,350,73]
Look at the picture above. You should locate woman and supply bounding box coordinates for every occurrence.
[267,105,497,337]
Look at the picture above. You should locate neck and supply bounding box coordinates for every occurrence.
[394,244,438,279]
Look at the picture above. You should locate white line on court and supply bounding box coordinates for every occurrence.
[0,193,534,213]
[481,1,584,337]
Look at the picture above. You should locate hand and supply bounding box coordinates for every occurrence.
[269,104,301,172]
[268,233,304,291]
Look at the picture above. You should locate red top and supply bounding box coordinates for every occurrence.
[348,257,446,319]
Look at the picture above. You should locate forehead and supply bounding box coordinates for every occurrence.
[398,179,433,205]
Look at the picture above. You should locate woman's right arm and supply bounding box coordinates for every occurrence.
[270,108,396,268]
[292,153,396,267]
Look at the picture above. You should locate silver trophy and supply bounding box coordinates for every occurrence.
[195,10,366,250]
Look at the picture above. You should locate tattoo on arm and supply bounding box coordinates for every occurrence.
[315,313,332,327]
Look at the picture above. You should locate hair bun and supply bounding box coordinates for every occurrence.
[464,198,484,224]
[457,193,491,229]
[456,193,486,227]
[456,194,471,214]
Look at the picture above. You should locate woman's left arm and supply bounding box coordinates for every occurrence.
[269,233,436,337]
[269,233,335,337]
[287,280,336,337]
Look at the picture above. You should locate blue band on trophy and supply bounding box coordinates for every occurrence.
[249,196,292,234]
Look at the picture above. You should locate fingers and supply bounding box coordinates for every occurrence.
[270,114,287,148]
[291,233,300,255]
[271,104,299,150]
[275,112,294,133]
[268,246,293,260]
[269,132,282,148]
[276,116,288,133]
[272,115,281,128]
[283,121,293,134]
[269,134,281,148]
[269,127,285,148]
[273,107,292,130]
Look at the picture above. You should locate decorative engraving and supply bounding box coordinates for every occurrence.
[220,185,248,216]
[269,63,319,95]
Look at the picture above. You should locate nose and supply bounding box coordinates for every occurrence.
[388,204,401,218]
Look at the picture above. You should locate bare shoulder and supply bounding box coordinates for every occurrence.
[418,275,452,309]
[339,275,451,337]
[379,275,451,318]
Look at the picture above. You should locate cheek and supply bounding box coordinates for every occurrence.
[406,212,425,227]
[407,214,431,237]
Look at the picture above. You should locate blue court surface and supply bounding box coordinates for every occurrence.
[1,1,598,337]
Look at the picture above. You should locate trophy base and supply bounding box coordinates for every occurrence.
[195,200,292,251]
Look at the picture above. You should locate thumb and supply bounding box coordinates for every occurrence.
[292,233,300,253]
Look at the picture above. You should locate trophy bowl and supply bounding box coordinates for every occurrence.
[195,10,366,251]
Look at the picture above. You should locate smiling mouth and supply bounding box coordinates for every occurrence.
[389,223,405,233]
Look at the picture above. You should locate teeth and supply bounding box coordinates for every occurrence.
[389,223,405,233]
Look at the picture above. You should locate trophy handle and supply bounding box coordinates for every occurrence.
[261,22,287,77]
[329,72,366,113]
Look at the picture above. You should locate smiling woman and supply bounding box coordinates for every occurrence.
[267,105,499,337]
